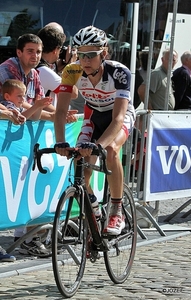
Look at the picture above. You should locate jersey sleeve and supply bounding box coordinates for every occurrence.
[59,63,83,93]
[106,62,131,100]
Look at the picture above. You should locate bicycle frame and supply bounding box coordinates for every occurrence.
[33,143,137,298]
[70,156,109,251]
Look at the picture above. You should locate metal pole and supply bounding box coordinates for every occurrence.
[143,0,158,110]
[164,0,179,110]
[135,0,158,195]
[130,2,139,101]
[123,1,139,184]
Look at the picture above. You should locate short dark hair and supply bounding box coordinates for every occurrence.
[37,26,66,53]
[17,34,42,51]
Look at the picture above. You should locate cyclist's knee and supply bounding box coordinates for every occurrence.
[106,145,120,164]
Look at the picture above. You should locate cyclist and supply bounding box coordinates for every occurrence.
[54,25,135,235]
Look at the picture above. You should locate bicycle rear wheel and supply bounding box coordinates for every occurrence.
[52,186,87,298]
[104,183,137,283]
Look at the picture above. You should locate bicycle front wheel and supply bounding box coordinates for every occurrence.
[52,186,87,298]
[104,183,137,283]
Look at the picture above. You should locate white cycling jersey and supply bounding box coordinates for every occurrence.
[59,59,136,143]
[60,59,135,116]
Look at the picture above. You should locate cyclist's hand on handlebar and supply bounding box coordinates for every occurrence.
[54,141,99,159]
[77,142,98,157]
[54,142,73,159]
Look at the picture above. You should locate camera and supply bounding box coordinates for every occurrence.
[59,45,68,60]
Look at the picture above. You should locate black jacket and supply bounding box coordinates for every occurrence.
[172,66,191,110]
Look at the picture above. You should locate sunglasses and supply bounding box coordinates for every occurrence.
[77,50,103,59]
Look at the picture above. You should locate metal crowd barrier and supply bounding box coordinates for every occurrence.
[2,110,191,254]
[123,109,191,239]
[122,109,164,239]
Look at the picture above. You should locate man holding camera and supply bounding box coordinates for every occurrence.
[42,22,84,112]
[36,24,78,107]
[44,22,76,75]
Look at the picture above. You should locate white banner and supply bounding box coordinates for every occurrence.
[156,13,191,69]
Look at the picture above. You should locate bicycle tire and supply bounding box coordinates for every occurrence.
[52,186,87,298]
[104,183,137,283]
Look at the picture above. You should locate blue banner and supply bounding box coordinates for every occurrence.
[151,128,191,193]
[0,119,104,230]
[145,112,191,201]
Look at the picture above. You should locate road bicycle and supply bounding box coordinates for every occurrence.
[33,143,137,298]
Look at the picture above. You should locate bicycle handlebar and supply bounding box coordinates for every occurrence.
[32,143,112,175]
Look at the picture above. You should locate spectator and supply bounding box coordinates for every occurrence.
[12,27,77,253]
[0,81,26,262]
[172,51,191,110]
[11,29,76,255]
[1,79,52,120]
[138,49,178,110]
[43,22,83,113]
[0,33,54,257]
[0,85,26,262]
[0,33,55,122]
[44,22,77,75]
[0,33,76,257]
[135,49,178,194]
[36,25,78,108]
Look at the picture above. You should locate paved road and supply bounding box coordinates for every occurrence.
[0,232,191,300]
[0,234,191,300]
[0,199,191,300]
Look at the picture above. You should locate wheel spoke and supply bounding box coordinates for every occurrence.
[104,183,137,283]
[52,187,87,298]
